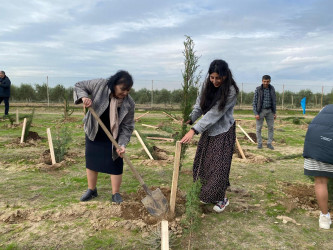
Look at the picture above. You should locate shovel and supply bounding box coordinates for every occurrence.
[88,107,168,217]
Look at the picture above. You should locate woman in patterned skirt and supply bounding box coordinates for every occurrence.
[74,70,135,204]
[303,104,333,229]
[180,59,239,212]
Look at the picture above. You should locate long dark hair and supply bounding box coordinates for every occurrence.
[107,70,133,93]
[200,59,239,114]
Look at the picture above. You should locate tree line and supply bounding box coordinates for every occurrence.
[9,83,333,108]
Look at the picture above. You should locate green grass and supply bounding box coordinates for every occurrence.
[1,106,332,249]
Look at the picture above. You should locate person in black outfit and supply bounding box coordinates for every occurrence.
[0,71,11,116]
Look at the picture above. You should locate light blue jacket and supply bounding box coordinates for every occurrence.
[190,85,237,136]
[73,78,135,149]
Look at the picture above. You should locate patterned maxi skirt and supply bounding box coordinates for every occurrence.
[193,123,236,203]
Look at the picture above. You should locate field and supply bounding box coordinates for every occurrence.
[0,105,332,249]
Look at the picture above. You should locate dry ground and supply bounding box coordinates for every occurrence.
[0,106,332,249]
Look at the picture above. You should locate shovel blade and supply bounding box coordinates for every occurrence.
[141,188,168,217]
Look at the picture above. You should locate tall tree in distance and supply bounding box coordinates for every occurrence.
[180,35,201,166]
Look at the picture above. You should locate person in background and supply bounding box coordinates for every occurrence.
[73,70,135,204]
[303,104,333,229]
[252,75,276,149]
[0,71,11,116]
[180,59,239,213]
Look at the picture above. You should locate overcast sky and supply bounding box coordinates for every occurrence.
[1,0,333,93]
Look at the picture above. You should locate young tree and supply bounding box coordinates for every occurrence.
[179,35,201,165]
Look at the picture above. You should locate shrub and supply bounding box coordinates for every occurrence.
[53,126,72,162]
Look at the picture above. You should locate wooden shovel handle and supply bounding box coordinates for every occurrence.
[88,107,149,192]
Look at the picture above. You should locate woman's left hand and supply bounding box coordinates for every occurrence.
[180,129,195,144]
[116,146,126,158]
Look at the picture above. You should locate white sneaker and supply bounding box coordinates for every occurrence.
[319,214,332,229]
[213,198,229,213]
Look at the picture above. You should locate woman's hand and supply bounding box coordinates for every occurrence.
[180,129,195,144]
[116,146,126,158]
[82,97,92,107]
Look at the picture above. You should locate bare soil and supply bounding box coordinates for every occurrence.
[0,186,186,240]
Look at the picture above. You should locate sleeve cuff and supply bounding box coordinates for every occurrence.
[191,128,199,135]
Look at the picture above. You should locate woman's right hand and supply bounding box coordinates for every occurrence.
[82,97,92,107]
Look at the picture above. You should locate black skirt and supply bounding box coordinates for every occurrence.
[193,123,236,203]
[85,105,123,175]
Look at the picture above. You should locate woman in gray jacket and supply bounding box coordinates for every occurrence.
[181,59,239,213]
[74,70,135,203]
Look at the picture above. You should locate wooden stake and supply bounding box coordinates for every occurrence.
[237,124,255,144]
[170,141,182,215]
[134,130,154,160]
[163,111,179,122]
[161,220,169,250]
[15,109,19,124]
[141,124,159,129]
[236,137,246,159]
[47,128,57,165]
[147,137,174,142]
[135,111,149,122]
[20,118,27,143]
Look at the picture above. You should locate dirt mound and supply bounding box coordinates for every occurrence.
[26,131,42,140]
[0,187,186,240]
[121,187,186,224]
[233,149,273,164]
[4,131,43,148]
[140,159,170,167]
[41,149,53,165]
[152,146,171,160]
[35,150,77,170]
[243,132,257,143]
[279,182,332,212]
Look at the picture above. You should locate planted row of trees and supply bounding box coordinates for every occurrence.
[9,83,333,108]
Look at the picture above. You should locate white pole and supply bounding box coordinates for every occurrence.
[47,76,50,107]
[47,128,57,164]
[161,220,169,250]
[134,130,154,160]
[15,109,19,124]
[170,141,182,215]
[20,118,27,143]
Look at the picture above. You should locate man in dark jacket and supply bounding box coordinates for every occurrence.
[0,71,11,116]
[253,75,277,149]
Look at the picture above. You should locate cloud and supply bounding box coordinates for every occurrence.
[0,0,332,92]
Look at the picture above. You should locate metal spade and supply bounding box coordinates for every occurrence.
[88,107,168,217]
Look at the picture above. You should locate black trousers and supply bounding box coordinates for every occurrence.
[0,97,9,115]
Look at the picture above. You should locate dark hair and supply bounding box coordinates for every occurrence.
[200,59,239,114]
[262,75,271,80]
[107,70,133,93]
[0,71,5,75]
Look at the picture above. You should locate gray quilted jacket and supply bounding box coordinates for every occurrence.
[73,78,135,150]
[191,85,237,136]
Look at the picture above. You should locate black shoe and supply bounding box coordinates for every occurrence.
[257,143,262,149]
[80,188,98,201]
[267,144,274,150]
[111,193,123,204]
